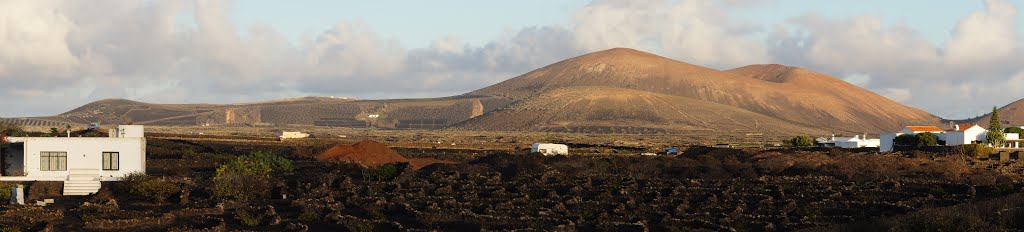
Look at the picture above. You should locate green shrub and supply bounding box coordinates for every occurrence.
[786,135,814,147]
[959,144,994,159]
[362,163,408,181]
[1004,127,1024,134]
[241,151,294,173]
[212,151,292,202]
[0,183,16,203]
[234,209,262,227]
[116,172,180,202]
[134,179,180,203]
[894,134,917,146]
[894,133,939,148]
[916,132,939,147]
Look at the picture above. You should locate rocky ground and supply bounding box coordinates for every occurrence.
[0,138,1022,231]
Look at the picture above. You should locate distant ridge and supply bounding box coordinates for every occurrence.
[23,47,942,134]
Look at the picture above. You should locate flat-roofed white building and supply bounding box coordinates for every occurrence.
[1,125,146,195]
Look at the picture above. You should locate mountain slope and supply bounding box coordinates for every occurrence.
[972,99,1024,127]
[467,48,940,133]
[459,86,825,135]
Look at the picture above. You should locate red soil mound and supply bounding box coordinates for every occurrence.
[316,140,453,170]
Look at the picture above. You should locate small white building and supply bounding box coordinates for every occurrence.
[531,143,568,156]
[279,131,310,140]
[817,134,881,148]
[1,125,146,195]
[943,124,987,146]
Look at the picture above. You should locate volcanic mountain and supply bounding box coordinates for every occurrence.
[970,99,1024,126]
[8,47,942,135]
[464,48,940,133]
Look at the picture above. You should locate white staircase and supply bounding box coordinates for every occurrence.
[63,169,101,195]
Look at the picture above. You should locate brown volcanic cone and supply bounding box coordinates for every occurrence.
[467,48,940,133]
[316,140,452,170]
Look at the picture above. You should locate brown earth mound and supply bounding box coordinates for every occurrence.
[316,140,453,169]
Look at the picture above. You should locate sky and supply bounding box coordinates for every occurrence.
[1,0,1023,120]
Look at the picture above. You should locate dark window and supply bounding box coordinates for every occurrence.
[102,152,119,170]
[40,151,67,171]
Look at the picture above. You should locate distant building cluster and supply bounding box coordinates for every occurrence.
[880,124,1024,152]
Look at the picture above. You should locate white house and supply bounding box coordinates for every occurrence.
[880,124,1024,152]
[943,124,987,146]
[1,125,146,195]
[279,131,310,140]
[817,134,881,148]
[531,143,569,156]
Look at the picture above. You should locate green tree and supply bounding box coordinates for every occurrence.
[1004,127,1024,134]
[894,134,918,146]
[49,128,59,137]
[788,135,814,147]
[915,132,939,147]
[989,106,1001,131]
[987,106,1006,147]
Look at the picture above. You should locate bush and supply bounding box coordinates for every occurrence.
[117,172,180,202]
[894,134,917,146]
[135,179,180,202]
[916,132,939,147]
[362,163,408,181]
[1004,127,1024,134]
[234,209,262,227]
[894,133,939,148]
[212,151,292,202]
[0,183,16,203]
[786,135,814,147]
[958,144,994,159]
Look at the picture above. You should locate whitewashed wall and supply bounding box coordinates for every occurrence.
[4,137,145,181]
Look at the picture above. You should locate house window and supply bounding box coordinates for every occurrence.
[102,152,119,170]
[40,151,67,171]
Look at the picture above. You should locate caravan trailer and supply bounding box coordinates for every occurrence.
[531,143,568,156]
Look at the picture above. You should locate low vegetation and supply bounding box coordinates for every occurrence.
[785,135,814,147]
[895,132,939,147]
[212,151,293,202]
[115,172,180,203]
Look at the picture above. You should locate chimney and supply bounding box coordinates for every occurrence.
[955,124,960,131]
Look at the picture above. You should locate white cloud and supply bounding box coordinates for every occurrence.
[0,0,1022,121]
[572,0,771,68]
[879,88,912,102]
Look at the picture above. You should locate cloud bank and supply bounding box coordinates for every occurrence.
[0,0,1021,119]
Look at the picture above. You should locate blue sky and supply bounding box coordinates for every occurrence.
[1,0,1024,119]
